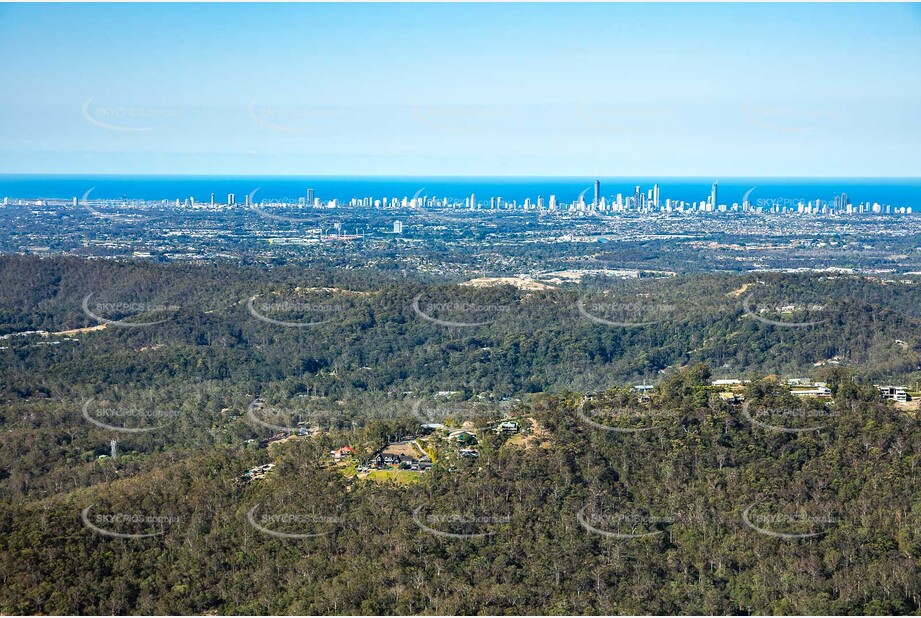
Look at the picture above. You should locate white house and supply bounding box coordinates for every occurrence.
[877,385,908,403]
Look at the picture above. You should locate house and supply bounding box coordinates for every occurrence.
[712,379,742,387]
[791,386,832,398]
[261,433,289,448]
[375,441,421,469]
[420,423,446,435]
[378,452,414,467]
[448,430,477,446]
[409,455,433,471]
[459,448,479,458]
[877,385,908,403]
[239,463,275,484]
[718,392,744,404]
[496,420,520,435]
[297,421,320,436]
[331,446,354,462]
[788,380,831,399]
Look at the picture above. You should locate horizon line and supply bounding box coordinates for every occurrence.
[1,173,919,180]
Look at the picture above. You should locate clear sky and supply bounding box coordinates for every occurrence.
[0,3,919,177]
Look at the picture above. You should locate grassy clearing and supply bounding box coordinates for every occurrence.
[365,469,425,485]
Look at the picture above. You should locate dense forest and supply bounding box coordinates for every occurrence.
[1,256,920,614]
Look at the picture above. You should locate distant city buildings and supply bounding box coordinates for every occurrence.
[5,182,915,220]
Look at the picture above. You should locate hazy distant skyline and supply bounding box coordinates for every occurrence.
[1,3,919,177]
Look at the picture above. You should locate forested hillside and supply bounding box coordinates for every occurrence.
[1,256,920,614]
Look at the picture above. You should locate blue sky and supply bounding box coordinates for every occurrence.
[0,3,919,177]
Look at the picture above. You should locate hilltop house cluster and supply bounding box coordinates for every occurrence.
[709,378,910,404]
[238,463,275,485]
[329,418,522,473]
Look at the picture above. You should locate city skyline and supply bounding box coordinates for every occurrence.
[1,3,920,177]
[10,177,913,217]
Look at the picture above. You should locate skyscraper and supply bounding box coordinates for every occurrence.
[710,181,718,208]
[307,188,315,204]
[227,193,235,206]
[593,180,600,207]
[653,184,660,208]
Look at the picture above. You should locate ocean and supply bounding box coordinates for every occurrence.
[1,175,919,209]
